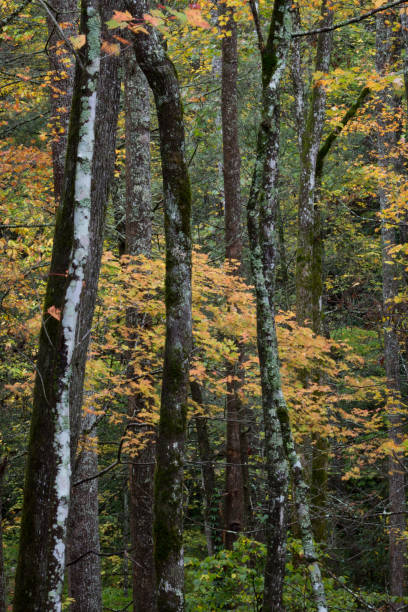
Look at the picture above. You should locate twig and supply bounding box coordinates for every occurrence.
[35,0,85,71]
[293,0,408,37]
[248,0,264,52]
[0,0,32,31]
[325,568,377,610]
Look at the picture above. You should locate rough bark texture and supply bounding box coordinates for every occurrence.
[67,6,121,609]
[128,1,193,609]
[122,44,156,612]
[247,0,327,609]
[68,410,102,612]
[247,2,292,608]
[46,0,77,203]
[13,2,101,609]
[0,458,7,612]
[376,12,407,604]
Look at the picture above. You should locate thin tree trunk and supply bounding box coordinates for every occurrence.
[122,44,156,612]
[0,458,7,612]
[67,410,102,612]
[190,381,219,555]
[248,1,327,609]
[219,0,247,548]
[376,12,407,604]
[13,2,101,609]
[67,7,121,608]
[128,1,193,608]
[294,1,333,544]
[46,0,77,203]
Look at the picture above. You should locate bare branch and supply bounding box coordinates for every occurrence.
[0,0,32,31]
[293,0,408,37]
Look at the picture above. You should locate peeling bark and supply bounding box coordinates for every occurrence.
[13,2,102,609]
[127,1,192,609]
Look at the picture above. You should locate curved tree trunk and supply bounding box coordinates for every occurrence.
[127,1,193,609]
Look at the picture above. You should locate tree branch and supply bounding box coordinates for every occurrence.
[0,0,32,31]
[293,0,408,37]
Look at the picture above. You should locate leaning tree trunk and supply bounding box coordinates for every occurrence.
[127,1,193,609]
[247,0,327,609]
[13,2,101,609]
[122,44,157,612]
[376,11,407,604]
[220,0,246,549]
[67,5,121,608]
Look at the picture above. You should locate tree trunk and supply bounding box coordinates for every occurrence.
[191,381,219,555]
[67,6,121,608]
[247,0,327,609]
[13,2,102,609]
[220,0,247,548]
[67,410,102,612]
[0,458,7,612]
[376,12,407,604]
[128,1,193,608]
[46,0,77,203]
[122,44,156,612]
[294,0,333,545]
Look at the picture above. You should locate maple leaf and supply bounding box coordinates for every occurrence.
[184,8,210,29]
[70,34,86,50]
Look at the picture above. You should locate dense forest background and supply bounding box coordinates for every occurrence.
[0,0,407,610]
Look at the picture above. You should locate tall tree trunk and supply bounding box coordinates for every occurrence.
[294,0,333,544]
[0,457,7,612]
[128,1,193,608]
[122,44,156,612]
[46,0,77,203]
[247,0,327,609]
[67,410,102,612]
[13,2,102,609]
[376,11,407,604]
[67,6,121,608]
[220,0,247,548]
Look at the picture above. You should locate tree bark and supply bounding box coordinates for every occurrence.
[293,0,333,545]
[67,6,121,608]
[122,44,156,612]
[127,1,193,609]
[13,2,102,609]
[46,0,77,203]
[219,0,247,548]
[68,410,102,612]
[376,11,407,604]
[247,0,327,609]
